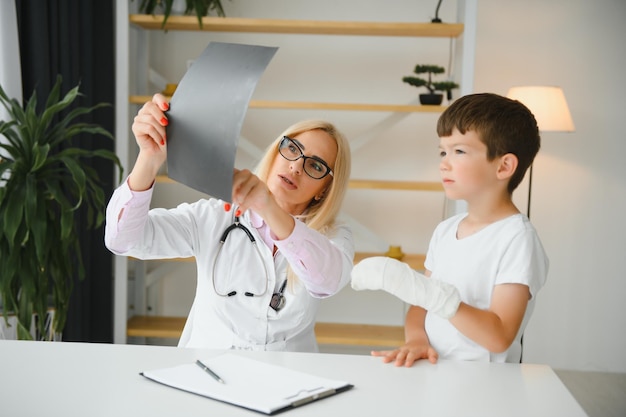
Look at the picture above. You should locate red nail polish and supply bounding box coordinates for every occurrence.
[162,102,169,111]
[160,117,168,126]
[224,203,231,211]
[235,209,241,217]
[160,139,165,146]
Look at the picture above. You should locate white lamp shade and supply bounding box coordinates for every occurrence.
[506,86,575,132]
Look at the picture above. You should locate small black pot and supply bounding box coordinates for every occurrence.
[419,93,444,105]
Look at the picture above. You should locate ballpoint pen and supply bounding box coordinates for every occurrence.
[196,360,226,384]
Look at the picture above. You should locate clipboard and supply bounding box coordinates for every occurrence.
[140,353,353,415]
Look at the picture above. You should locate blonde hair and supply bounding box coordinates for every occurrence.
[254,120,351,288]
[255,120,351,233]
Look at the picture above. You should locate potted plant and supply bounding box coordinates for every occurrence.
[402,64,459,105]
[0,76,123,340]
[137,0,229,29]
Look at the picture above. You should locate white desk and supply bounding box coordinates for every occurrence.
[0,340,586,417]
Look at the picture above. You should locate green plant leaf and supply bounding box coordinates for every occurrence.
[2,184,24,249]
[402,65,459,94]
[137,0,227,30]
[92,148,124,180]
[40,84,81,135]
[59,156,87,209]
[60,203,75,241]
[0,82,26,122]
[402,76,428,88]
[17,321,34,341]
[32,197,49,267]
[138,0,159,15]
[0,122,25,155]
[30,143,50,172]
[413,64,445,74]
[23,173,37,230]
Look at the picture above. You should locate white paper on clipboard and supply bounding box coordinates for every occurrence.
[141,353,353,415]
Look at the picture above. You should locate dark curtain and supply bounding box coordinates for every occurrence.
[15,0,116,342]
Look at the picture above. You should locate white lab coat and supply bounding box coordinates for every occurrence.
[107,191,354,352]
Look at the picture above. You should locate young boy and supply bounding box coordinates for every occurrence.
[351,93,549,365]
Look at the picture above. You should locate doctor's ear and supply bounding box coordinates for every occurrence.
[309,190,327,207]
[314,188,328,201]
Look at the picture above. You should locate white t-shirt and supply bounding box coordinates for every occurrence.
[424,213,549,362]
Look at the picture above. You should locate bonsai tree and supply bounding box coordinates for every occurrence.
[0,76,123,340]
[137,0,229,29]
[402,64,459,104]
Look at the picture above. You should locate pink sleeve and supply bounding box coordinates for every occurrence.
[104,178,154,254]
[273,220,353,297]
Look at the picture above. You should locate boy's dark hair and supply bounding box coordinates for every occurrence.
[437,93,541,193]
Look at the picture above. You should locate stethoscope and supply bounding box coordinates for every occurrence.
[211,208,287,312]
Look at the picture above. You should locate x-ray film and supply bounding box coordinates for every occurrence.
[166,42,278,201]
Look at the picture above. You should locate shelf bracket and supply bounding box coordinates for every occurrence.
[350,98,421,153]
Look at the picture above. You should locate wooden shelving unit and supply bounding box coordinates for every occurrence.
[115,3,476,345]
[133,251,424,271]
[129,14,463,38]
[153,174,435,271]
[129,95,446,113]
[353,252,425,271]
[156,174,442,192]
[348,179,443,192]
[127,17,461,113]
[127,315,404,347]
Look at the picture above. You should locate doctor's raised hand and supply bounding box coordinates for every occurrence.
[105,94,354,352]
[126,94,170,192]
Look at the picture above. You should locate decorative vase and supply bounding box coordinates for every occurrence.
[172,0,186,14]
[419,93,443,105]
[385,245,405,260]
[0,311,62,341]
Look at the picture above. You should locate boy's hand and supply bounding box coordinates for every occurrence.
[351,256,461,319]
[371,341,439,367]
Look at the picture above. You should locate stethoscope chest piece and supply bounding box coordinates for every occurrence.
[269,279,287,312]
[269,293,285,311]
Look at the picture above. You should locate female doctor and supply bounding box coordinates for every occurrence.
[105,94,353,352]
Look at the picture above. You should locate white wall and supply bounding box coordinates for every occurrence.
[472,0,626,373]
[131,0,626,372]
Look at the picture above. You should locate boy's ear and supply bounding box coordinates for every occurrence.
[496,153,518,180]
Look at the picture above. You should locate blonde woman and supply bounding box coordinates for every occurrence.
[105,94,353,352]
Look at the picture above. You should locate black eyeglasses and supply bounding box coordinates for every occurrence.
[278,136,334,180]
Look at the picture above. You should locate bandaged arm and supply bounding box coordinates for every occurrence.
[351,256,461,319]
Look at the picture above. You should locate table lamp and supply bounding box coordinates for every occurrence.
[506,86,575,217]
